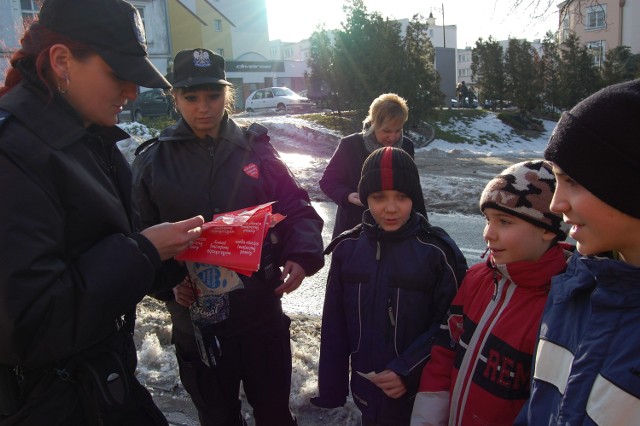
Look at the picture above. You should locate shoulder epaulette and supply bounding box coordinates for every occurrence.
[134,136,159,156]
[323,224,363,255]
[246,122,269,143]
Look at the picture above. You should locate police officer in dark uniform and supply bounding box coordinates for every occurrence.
[0,0,203,424]
[132,48,324,426]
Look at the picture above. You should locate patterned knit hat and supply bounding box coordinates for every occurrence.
[545,79,640,218]
[479,160,569,240]
[358,147,422,208]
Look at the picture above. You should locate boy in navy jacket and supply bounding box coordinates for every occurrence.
[519,80,640,425]
[311,147,467,426]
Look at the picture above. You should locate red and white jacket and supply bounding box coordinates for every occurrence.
[410,244,570,426]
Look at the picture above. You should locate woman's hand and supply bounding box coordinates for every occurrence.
[348,192,364,207]
[141,215,204,261]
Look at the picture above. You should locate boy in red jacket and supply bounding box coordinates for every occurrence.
[410,160,571,426]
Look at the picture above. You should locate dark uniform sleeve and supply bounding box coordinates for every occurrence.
[0,149,159,367]
[253,133,325,276]
[131,146,161,229]
[131,144,187,298]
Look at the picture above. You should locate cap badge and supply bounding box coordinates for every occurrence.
[131,10,147,48]
[193,50,213,68]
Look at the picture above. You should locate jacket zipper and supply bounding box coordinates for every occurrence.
[388,298,396,327]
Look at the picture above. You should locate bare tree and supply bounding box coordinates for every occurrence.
[508,0,608,30]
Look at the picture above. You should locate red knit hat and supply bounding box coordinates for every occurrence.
[358,147,422,208]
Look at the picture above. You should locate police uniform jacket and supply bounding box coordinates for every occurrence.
[132,115,324,336]
[0,82,163,369]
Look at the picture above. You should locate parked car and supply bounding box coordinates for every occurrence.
[450,97,478,108]
[482,99,513,109]
[131,88,177,121]
[245,87,313,113]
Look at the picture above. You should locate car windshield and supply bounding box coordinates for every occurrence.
[272,88,295,97]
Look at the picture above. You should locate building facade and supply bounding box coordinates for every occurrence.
[167,0,234,60]
[0,0,172,90]
[559,0,640,67]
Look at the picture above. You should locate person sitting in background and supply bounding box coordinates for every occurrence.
[319,93,427,239]
[312,147,466,426]
[411,160,571,426]
[0,0,203,423]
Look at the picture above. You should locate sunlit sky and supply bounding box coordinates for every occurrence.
[265,0,560,48]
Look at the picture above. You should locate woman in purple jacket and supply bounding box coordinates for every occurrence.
[319,93,427,238]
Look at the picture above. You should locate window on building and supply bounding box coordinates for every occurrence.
[585,5,606,30]
[20,0,42,29]
[217,48,224,57]
[585,40,605,67]
[283,47,293,58]
[270,47,279,57]
[560,13,571,42]
[214,19,222,31]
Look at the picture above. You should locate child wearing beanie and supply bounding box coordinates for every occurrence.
[519,79,640,425]
[411,160,572,426]
[311,147,467,425]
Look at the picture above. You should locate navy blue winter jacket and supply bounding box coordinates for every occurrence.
[519,254,640,425]
[315,211,466,425]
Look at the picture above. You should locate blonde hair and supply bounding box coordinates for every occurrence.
[363,93,409,129]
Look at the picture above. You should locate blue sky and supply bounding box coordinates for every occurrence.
[265,0,559,48]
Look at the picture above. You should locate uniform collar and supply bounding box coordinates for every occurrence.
[159,112,249,151]
[0,81,130,149]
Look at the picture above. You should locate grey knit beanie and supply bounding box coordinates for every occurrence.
[544,79,640,218]
[480,160,569,240]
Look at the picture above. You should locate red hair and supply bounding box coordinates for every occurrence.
[0,21,92,98]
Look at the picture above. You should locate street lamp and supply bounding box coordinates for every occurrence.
[430,3,446,48]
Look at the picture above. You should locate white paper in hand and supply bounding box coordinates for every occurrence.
[356,371,378,381]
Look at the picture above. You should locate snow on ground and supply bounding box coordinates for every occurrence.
[117,111,557,425]
[424,113,554,156]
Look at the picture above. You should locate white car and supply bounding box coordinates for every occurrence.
[245,87,312,113]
